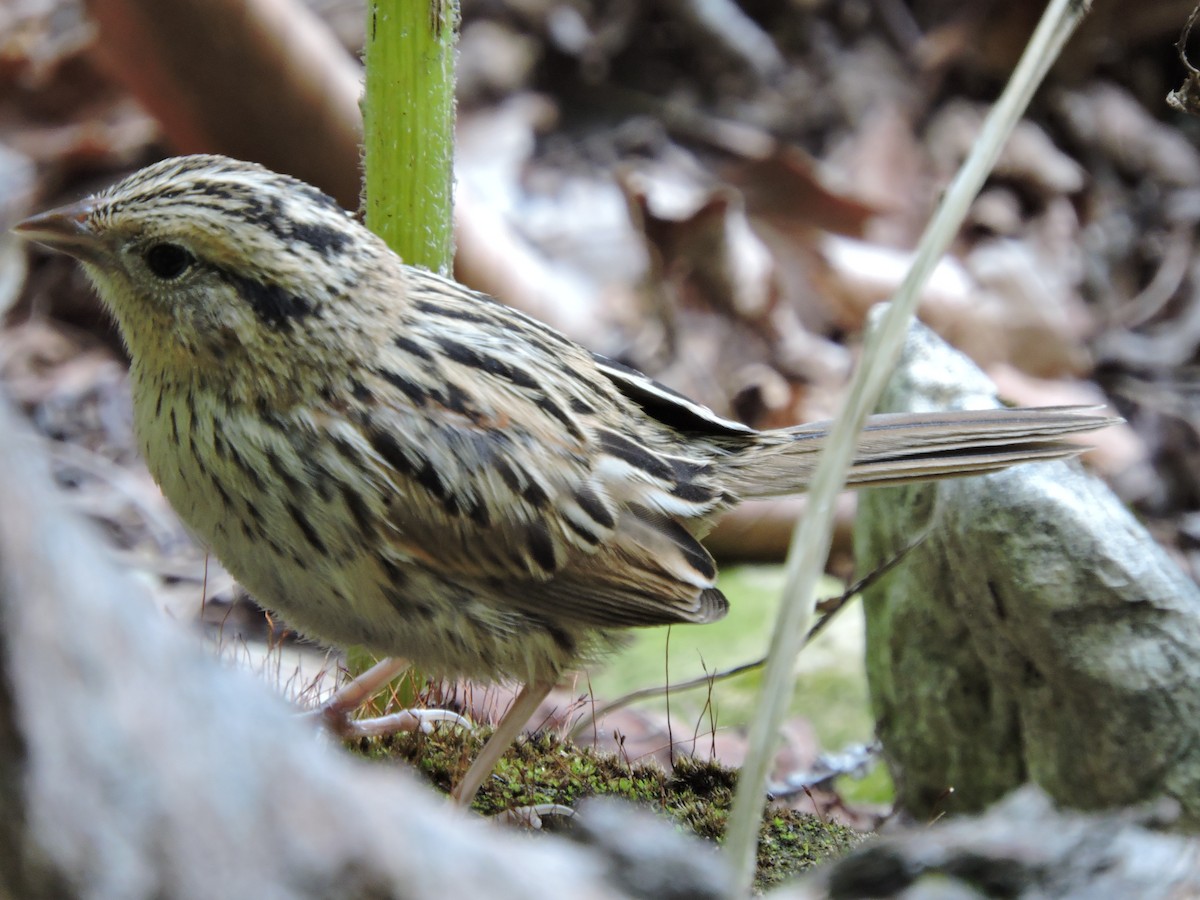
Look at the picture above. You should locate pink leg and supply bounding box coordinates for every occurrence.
[451,680,555,807]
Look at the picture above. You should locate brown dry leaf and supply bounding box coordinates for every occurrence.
[620,177,830,427]
[632,188,776,322]
[454,184,609,341]
[824,103,928,246]
[959,237,1093,377]
[6,339,126,412]
[813,233,1093,378]
[6,95,157,168]
[966,187,1024,237]
[621,156,865,420]
[0,0,96,89]
[811,233,974,331]
[0,319,103,395]
[914,1,1047,77]
[722,147,877,240]
[454,96,619,341]
[926,99,1086,197]
[915,0,1184,80]
[1,3,155,172]
[1056,82,1200,187]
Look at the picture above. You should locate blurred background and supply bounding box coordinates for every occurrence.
[0,0,1193,827]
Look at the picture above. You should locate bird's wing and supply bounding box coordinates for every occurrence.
[344,271,729,627]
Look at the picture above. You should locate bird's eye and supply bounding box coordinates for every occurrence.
[143,243,195,280]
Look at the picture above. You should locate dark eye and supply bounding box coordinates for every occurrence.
[143,243,195,280]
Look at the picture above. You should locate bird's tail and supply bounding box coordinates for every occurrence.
[718,406,1117,500]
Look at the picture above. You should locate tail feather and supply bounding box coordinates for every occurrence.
[720,406,1118,499]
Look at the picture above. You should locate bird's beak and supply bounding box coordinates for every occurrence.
[13,199,103,263]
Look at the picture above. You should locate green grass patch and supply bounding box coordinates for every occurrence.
[589,565,878,774]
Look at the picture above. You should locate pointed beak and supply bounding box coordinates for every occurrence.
[13,199,103,263]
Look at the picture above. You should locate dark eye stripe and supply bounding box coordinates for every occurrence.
[215,267,316,330]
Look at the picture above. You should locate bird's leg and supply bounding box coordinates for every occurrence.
[452,680,555,807]
[310,656,469,737]
[312,660,555,811]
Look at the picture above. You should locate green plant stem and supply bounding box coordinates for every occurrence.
[723,1,1092,893]
[362,1,459,274]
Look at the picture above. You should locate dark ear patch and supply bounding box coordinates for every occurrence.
[219,268,315,330]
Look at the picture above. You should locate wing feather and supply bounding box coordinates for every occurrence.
[344,269,731,628]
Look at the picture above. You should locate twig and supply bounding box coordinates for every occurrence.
[1167,3,1200,116]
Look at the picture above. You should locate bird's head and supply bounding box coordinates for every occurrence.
[15,155,384,376]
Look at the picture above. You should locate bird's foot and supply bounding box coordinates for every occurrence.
[332,707,469,738]
[305,655,467,737]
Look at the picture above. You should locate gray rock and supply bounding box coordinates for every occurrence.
[566,797,733,900]
[855,320,1200,822]
[794,786,1199,900]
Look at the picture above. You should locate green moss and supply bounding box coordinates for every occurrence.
[354,727,862,890]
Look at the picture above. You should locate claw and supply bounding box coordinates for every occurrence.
[341,708,470,738]
[299,656,469,738]
[497,804,577,828]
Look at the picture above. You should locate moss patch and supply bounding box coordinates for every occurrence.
[354,728,862,891]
